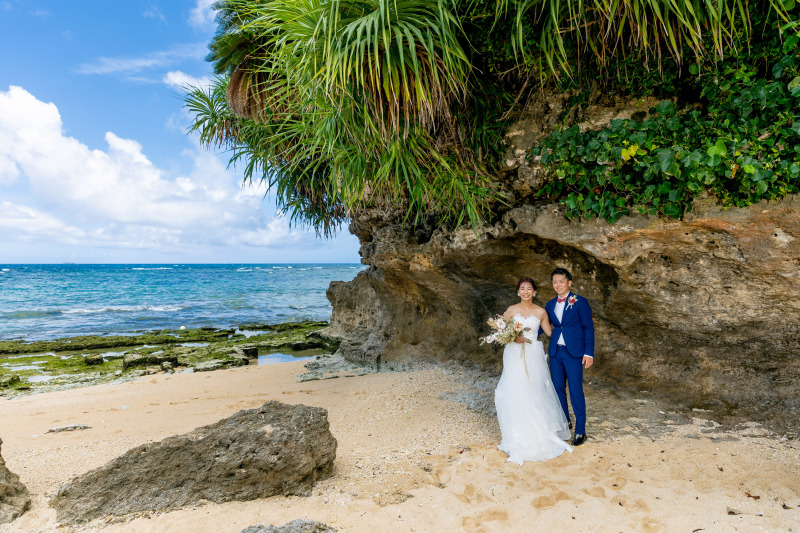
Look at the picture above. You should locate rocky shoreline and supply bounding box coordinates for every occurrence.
[0,321,337,397]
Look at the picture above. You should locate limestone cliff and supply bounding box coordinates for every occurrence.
[325,95,800,435]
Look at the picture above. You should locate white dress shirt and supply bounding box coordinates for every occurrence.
[555,297,566,346]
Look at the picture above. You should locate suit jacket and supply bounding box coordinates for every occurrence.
[545,292,595,359]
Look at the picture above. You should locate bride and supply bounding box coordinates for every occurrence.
[494,277,572,464]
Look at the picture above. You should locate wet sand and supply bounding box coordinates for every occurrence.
[1,361,798,532]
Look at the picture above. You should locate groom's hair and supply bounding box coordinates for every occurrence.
[551,268,573,281]
[516,277,536,291]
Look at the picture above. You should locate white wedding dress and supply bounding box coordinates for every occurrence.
[495,314,572,464]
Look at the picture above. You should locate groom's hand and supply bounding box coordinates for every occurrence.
[582,356,593,369]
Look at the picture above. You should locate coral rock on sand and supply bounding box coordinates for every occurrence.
[50,401,337,524]
[241,519,337,533]
[46,424,91,434]
[0,438,31,525]
[122,351,178,370]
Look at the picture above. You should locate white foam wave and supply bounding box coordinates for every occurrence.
[63,304,184,314]
[131,267,173,270]
[288,305,308,309]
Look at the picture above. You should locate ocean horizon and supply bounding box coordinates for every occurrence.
[0,263,364,342]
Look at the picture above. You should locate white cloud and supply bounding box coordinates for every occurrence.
[144,4,166,22]
[163,70,213,91]
[0,85,316,254]
[189,0,216,30]
[0,202,85,242]
[77,43,207,75]
[0,153,19,185]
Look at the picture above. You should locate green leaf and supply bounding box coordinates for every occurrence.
[743,164,756,174]
[707,139,728,157]
[755,180,769,195]
[655,100,674,115]
[664,203,682,218]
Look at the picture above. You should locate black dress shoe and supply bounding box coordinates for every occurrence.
[572,434,587,446]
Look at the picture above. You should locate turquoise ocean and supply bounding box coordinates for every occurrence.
[0,264,363,341]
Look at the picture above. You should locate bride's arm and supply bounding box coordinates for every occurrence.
[539,310,553,337]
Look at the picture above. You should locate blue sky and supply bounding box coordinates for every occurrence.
[0,0,361,263]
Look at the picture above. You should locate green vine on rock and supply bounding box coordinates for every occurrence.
[531,24,800,223]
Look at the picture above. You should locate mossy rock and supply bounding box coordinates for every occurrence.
[192,357,249,372]
[84,354,104,366]
[0,374,21,388]
[122,352,179,370]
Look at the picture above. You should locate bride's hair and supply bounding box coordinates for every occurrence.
[516,277,536,291]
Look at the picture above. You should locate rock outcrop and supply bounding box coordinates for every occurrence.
[325,95,800,435]
[328,197,800,434]
[0,438,30,524]
[122,351,178,370]
[51,401,337,524]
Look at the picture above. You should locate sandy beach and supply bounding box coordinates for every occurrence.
[1,361,798,532]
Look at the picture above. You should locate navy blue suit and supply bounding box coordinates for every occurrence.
[545,292,594,435]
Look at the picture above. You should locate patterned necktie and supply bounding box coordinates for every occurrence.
[557,296,567,303]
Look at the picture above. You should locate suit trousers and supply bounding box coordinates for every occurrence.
[549,345,586,435]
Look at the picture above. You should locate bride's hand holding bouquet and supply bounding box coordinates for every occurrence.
[480,315,532,346]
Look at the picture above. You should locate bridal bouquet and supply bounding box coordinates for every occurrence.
[480,315,531,345]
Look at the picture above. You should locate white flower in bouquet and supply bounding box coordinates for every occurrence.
[480,314,532,346]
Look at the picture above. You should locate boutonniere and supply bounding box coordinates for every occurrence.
[566,294,578,309]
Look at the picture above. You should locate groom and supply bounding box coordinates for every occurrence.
[545,268,594,446]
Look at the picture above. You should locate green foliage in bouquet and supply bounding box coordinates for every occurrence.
[531,19,800,223]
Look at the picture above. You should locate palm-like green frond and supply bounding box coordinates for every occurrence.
[492,0,790,75]
[185,0,496,236]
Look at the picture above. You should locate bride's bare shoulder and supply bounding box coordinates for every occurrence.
[503,304,519,318]
[532,305,547,319]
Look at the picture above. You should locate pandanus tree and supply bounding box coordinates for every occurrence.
[185,0,792,235]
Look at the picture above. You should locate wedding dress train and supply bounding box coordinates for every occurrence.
[494,314,572,464]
